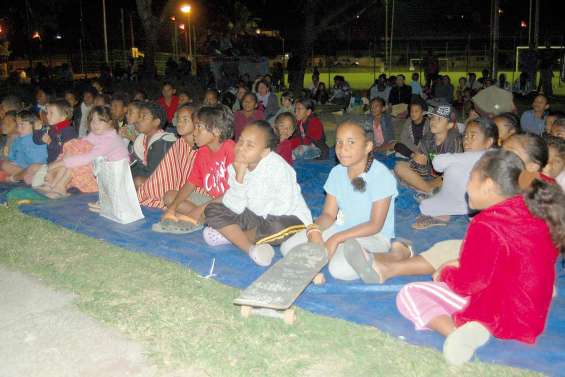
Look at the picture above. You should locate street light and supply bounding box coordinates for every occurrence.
[180,4,192,60]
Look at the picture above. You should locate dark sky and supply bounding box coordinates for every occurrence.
[1,0,562,57]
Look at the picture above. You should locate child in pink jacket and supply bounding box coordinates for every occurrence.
[41,106,128,199]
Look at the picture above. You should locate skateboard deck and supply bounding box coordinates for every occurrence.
[234,243,328,323]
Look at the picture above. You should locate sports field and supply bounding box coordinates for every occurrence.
[290,69,565,96]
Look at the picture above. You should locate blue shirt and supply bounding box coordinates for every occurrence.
[324,161,398,240]
[411,80,422,96]
[8,134,48,168]
[520,110,546,135]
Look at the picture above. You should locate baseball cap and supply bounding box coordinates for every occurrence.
[425,103,455,121]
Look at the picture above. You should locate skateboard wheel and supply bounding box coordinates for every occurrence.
[313,273,325,285]
[283,308,295,325]
[240,305,252,318]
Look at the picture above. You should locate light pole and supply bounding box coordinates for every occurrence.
[180,4,192,61]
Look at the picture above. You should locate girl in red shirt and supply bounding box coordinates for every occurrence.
[396,149,564,366]
[291,98,329,160]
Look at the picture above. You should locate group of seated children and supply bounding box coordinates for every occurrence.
[1,78,565,368]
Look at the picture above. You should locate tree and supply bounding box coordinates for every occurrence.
[135,0,175,78]
[286,0,371,95]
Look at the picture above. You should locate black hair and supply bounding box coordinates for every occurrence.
[473,149,524,197]
[205,88,219,99]
[525,179,565,250]
[337,120,374,192]
[274,111,296,128]
[133,89,147,100]
[295,97,315,112]
[509,133,549,171]
[246,120,278,150]
[220,91,236,108]
[81,87,98,99]
[397,74,405,80]
[466,117,499,148]
[128,99,144,110]
[280,91,294,104]
[111,92,130,107]
[242,92,258,103]
[553,117,565,131]
[16,109,39,124]
[547,110,565,119]
[172,103,197,128]
[63,89,79,100]
[254,79,271,92]
[195,105,234,142]
[139,102,167,129]
[545,135,565,159]
[409,97,427,112]
[535,93,550,105]
[412,72,419,79]
[162,81,176,89]
[494,112,522,134]
[369,97,386,107]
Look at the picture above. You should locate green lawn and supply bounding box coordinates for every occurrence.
[287,69,565,96]
[0,204,541,377]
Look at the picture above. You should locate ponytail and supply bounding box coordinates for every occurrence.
[351,153,374,192]
[524,179,565,250]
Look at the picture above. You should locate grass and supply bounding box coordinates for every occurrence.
[0,204,542,377]
[286,69,565,96]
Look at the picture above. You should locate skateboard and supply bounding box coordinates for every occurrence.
[233,243,328,324]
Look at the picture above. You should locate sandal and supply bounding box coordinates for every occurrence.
[152,220,203,234]
[88,202,101,213]
[343,240,382,284]
[412,215,449,230]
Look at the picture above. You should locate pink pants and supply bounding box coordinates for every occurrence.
[396,282,469,331]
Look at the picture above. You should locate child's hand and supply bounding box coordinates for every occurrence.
[42,133,52,145]
[324,235,340,260]
[432,259,460,281]
[413,153,427,165]
[232,161,248,183]
[33,119,43,130]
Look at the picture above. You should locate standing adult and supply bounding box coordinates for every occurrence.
[422,50,440,89]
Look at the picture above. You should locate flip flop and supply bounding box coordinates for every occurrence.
[392,238,415,258]
[343,239,382,284]
[152,220,203,234]
[412,215,449,230]
[88,202,101,213]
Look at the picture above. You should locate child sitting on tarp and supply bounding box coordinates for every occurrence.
[272,112,296,165]
[394,104,463,195]
[131,102,177,189]
[0,111,47,182]
[203,120,312,267]
[281,119,398,281]
[40,106,129,199]
[413,117,498,229]
[396,150,562,366]
[137,104,204,208]
[155,105,235,233]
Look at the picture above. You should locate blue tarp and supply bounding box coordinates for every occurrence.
[3,155,564,376]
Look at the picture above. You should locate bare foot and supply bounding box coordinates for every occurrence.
[371,241,413,283]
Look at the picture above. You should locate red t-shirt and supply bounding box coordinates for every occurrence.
[188,140,235,198]
[291,115,325,146]
[440,196,557,344]
[157,96,180,123]
[276,139,293,165]
[233,110,265,141]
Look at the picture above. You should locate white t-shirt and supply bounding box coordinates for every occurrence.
[222,152,312,225]
[420,150,485,216]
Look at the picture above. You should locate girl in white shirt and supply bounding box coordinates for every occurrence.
[203,120,312,267]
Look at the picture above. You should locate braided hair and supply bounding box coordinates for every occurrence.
[339,120,374,192]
